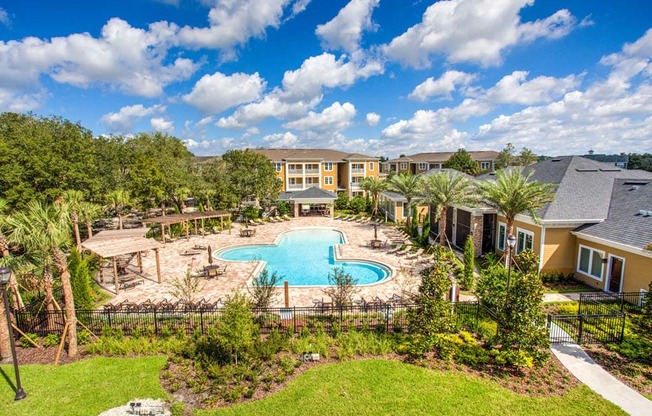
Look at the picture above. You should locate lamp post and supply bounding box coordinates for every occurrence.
[0,267,26,401]
[506,234,517,292]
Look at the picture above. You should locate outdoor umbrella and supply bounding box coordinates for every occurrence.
[374,223,378,240]
[208,245,213,264]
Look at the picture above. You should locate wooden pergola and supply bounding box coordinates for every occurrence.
[142,211,231,245]
[81,228,164,295]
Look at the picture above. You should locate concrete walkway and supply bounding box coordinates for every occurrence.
[550,324,652,416]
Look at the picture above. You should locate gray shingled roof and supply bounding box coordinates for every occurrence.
[388,150,499,163]
[478,156,652,221]
[279,187,337,201]
[574,179,652,249]
[380,191,407,202]
[249,148,378,162]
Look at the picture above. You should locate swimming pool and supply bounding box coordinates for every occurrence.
[217,229,390,286]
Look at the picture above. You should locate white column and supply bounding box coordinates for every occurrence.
[302,163,306,190]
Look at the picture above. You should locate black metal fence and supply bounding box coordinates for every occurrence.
[14,301,491,339]
[579,292,646,314]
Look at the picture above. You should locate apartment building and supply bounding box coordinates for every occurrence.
[250,148,379,197]
[383,151,500,175]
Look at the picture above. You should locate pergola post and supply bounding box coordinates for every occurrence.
[193,219,198,235]
[161,224,166,246]
[201,218,205,236]
[112,257,120,295]
[137,251,143,273]
[185,221,189,240]
[155,248,162,284]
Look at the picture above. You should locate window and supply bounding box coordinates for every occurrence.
[497,222,506,251]
[324,176,333,185]
[401,202,408,218]
[351,176,362,184]
[480,161,491,170]
[324,162,333,171]
[288,164,296,170]
[577,245,604,280]
[369,162,375,171]
[516,228,534,254]
[273,162,282,172]
[306,177,317,185]
[418,163,427,170]
[289,178,297,185]
[400,162,408,170]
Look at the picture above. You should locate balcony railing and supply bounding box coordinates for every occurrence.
[287,184,305,190]
[287,169,303,175]
[351,168,365,174]
[304,168,320,174]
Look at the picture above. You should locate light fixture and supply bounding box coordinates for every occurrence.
[507,234,517,249]
[0,267,10,285]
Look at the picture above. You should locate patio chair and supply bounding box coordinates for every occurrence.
[282,214,292,221]
[333,214,343,220]
[212,226,222,234]
[247,219,258,226]
[216,265,228,277]
[386,245,403,254]
[395,245,413,256]
[255,218,266,225]
[405,248,424,260]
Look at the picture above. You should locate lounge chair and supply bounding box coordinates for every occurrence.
[386,245,403,254]
[395,245,413,256]
[163,234,175,243]
[333,214,343,220]
[247,219,258,226]
[212,226,221,234]
[216,265,228,277]
[405,248,424,260]
[255,218,266,225]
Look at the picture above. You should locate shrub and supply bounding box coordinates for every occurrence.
[43,333,61,347]
[77,329,92,345]
[334,192,349,211]
[20,333,39,348]
[513,249,539,275]
[462,237,475,290]
[248,268,282,309]
[349,196,367,214]
[167,269,205,304]
[68,248,94,309]
[276,201,291,216]
[408,262,454,337]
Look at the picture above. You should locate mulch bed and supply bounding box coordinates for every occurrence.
[584,345,652,398]
[13,345,89,365]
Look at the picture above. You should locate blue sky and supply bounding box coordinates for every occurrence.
[1,0,651,158]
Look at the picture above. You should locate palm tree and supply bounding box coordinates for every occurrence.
[105,189,132,229]
[6,201,79,357]
[360,176,388,218]
[417,171,477,245]
[62,190,85,249]
[389,173,422,230]
[79,201,103,240]
[477,168,555,269]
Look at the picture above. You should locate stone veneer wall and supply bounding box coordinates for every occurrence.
[470,214,483,257]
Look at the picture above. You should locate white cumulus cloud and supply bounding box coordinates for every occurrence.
[151,117,174,133]
[484,71,579,105]
[315,0,379,53]
[382,0,577,68]
[409,70,476,101]
[284,101,356,132]
[183,71,266,114]
[101,104,166,133]
[365,112,380,126]
[262,131,300,147]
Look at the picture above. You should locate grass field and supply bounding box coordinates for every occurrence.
[0,357,626,415]
[0,356,168,416]
[199,359,625,416]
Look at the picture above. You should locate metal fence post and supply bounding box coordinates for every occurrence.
[578,314,584,345]
[293,306,296,335]
[200,310,204,335]
[153,309,159,336]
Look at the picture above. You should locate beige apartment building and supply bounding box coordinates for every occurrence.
[251,148,379,197]
[383,151,500,175]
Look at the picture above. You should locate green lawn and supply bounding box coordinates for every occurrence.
[0,357,626,416]
[0,356,168,416]
[199,359,625,416]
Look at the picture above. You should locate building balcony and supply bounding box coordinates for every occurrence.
[287,169,303,175]
[351,168,365,174]
[304,168,319,174]
[350,182,362,189]
[287,184,305,190]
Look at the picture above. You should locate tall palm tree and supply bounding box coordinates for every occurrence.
[6,201,79,357]
[79,201,103,239]
[360,176,388,218]
[0,199,23,310]
[62,190,85,249]
[389,173,422,230]
[477,168,555,269]
[417,171,477,245]
[105,189,132,229]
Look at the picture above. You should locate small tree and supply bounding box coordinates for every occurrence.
[408,262,454,336]
[443,149,479,176]
[349,196,367,214]
[276,201,291,216]
[322,267,359,308]
[68,248,94,309]
[212,293,257,365]
[642,281,652,321]
[462,238,475,290]
[335,192,350,211]
[167,269,205,305]
[248,268,282,309]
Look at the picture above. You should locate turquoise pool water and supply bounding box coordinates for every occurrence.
[217,229,390,286]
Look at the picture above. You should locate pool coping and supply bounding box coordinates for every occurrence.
[215,226,397,288]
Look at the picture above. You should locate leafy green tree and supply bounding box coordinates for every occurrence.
[6,200,79,357]
[0,113,101,207]
[334,192,350,211]
[417,171,477,245]
[495,143,516,169]
[248,268,282,309]
[322,268,359,308]
[477,168,555,269]
[92,134,131,196]
[68,248,94,309]
[408,262,454,336]
[628,153,652,172]
[222,150,282,213]
[167,269,205,305]
[476,261,508,311]
[213,293,257,365]
[443,149,479,176]
[462,237,475,290]
[389,173,422,230]
[276,201,291,216]
[360,176,388,217]
[348,196,367,214]
[517,148,538,166]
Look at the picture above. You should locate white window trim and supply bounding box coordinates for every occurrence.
[400,162,408,170]
[606,254,625,293]
[516,227,534,254]
[369,162,374,171]
[497,222,506,251]
[324,162,333,171]
[418,163,427,170]
[576,244,605,282]
[480,161,491,170]
[324,176,333,185]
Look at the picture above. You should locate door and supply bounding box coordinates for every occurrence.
[608,257,624,293]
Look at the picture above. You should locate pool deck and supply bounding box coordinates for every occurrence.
[99,217,427,307]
